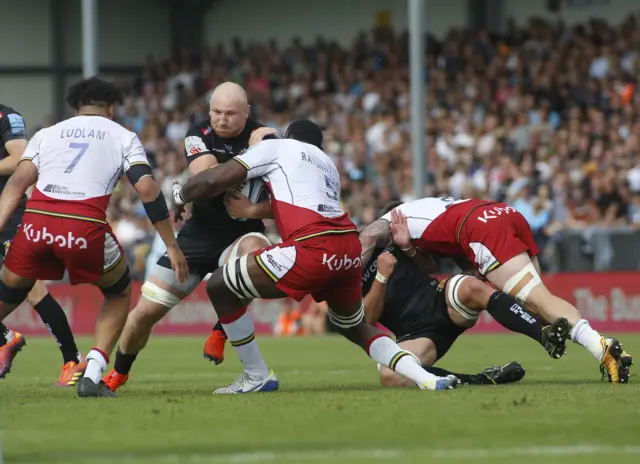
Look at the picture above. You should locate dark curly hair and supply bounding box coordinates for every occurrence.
[65,76,123,111]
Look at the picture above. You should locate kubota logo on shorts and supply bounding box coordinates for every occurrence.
[22,224,88,249]
[322,253,361,271]
[477,205,517,223]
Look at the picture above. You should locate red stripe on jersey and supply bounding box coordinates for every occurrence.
[270,198,356,242]
[27,188,111,222]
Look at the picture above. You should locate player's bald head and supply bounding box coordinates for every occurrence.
[209,82,250,138]
[210,82,248,107]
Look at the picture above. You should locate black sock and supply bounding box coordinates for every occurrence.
[423,365,485,385]
[0,323,10,345]
[486,291,543,344]
[424,365,496,385]
[114,349,138,375]
[212,321,226,336]
[33,293,80,364]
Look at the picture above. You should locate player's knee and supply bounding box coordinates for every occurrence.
[236,234,270,257]
[457,277,493,309]
[217,255,261,301]
[141,280,181,309]
[100,269,132,299]
[502,262,543,306]
[446,275,481,321]
[25,281,48,307]
[327,301,365,331]
[520,283,554,316]
[0,279,32,305]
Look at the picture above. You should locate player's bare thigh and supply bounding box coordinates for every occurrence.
[378,338,437,387]
[485,251,582,325]
[218,232,272,266]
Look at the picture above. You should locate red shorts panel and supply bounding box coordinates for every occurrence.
[3,212,123,285]
[254,232,362,305]
[458,202,539,275]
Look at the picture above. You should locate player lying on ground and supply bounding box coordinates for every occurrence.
[0,77,187,397]
[364,241,570,387]
[172,120,458,393]
[102,82,276,393]
[360,197,633,383]
[0,103,85,386]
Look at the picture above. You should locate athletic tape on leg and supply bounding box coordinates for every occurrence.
[222,256,261,300]
[328,302,364,329]
[502,263,542,305]
[447,275,479,320]
[140,281,181,308]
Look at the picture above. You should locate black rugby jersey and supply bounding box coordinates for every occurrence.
[362,245,440,337]
[0,104,28,195]
[182,118,274,237]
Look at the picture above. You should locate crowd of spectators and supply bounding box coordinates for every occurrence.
[65,14,640,278]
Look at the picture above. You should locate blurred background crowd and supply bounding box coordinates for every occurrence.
[37,15,640,279]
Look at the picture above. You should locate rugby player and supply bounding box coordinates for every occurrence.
[172,120,459,393]
[0,103,86,386]
[102,82,276,392]
[360,197,633,383]
[367,250,527,387]
[0,77,187,397]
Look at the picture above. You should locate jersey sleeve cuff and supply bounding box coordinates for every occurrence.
[127,161,151,168]
[186,151,214,164]
[233,157,250,171]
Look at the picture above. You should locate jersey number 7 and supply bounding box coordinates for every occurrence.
[65,142,89,174]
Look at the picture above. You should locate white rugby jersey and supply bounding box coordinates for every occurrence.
[21,115,150,221]
[234,139,356,241]
[380,196,484,255]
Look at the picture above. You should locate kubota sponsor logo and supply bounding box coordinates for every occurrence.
[322,253,362,271]
[22,223,88,249]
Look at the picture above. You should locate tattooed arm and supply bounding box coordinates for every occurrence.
[359,219,392,265]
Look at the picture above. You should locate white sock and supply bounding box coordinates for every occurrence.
[571,319,604,361]
[85,349,108,383]
[76,352,83,364]
[368,336,439,388]
[222,308,269,379]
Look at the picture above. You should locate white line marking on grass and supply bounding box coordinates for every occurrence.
[431,444,640,460]
[31,444,640,463]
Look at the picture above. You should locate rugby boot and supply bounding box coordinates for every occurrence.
[102,369,129,392]
[618,350,634,384]
[203,329,227,365]
[54,358,87,387]
[541,317,570,359]
[599,338,632,384]
[77,377,116,397]
[214,370,279,394]
[0,331,26,379]
[425,375,458,391]
[481,361,526,385]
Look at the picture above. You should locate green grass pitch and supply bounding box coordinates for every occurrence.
[1,334,639,464]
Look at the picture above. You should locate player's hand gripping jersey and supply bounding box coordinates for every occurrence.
[234,139,362,303]
[382,197,539,275]
[4,116,150,283]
